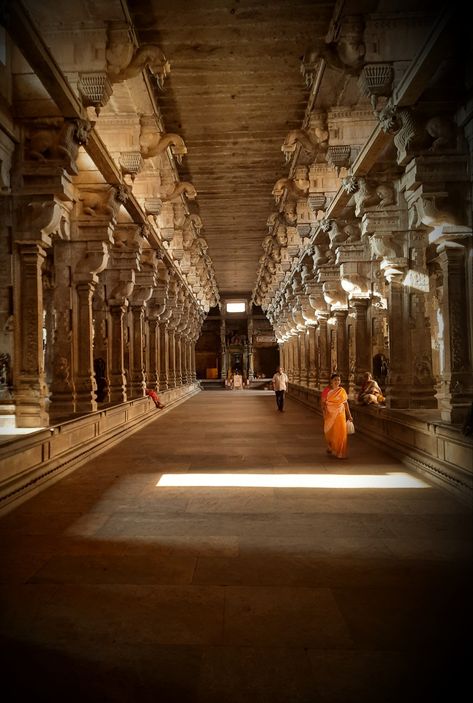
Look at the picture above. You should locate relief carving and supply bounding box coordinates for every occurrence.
[281,122,328,164]
[80,185,128,219]
[27,118,93,174]
[161,182,197,202]
[301,15,365,85]
[140,132,187,164]
[342,176,395,215]
[107,41,170,89]
[378,105,456,163]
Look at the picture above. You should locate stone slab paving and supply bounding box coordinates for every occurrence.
[0,392,471,702]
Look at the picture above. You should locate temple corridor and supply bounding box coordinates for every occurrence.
[0,391,471,702]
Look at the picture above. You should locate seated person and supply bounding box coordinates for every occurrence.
[357,372,385,406]
[145,388,165,409]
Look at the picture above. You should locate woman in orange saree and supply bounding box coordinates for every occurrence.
[321,373,353,459]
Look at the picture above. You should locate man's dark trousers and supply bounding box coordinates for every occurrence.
[275,390,285,411]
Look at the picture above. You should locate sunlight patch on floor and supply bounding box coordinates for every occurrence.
[157,472,429,489]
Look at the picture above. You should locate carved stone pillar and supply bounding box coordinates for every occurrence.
[74,279,98,413]
[129,304,146,397]
[307,325,318,388]
[187,332,194,384]
[147,317,159,391]
[159,320,169,391]
[72,241,109,413]
[109,304,127,403]
[385,274,410,408]
[247,317,254,380]
[181,332,188,385]
[317,313,331,390]
[14,191,72,426]
[72,187,116,407]
[286,336,294,383]
[435,242,473,422]
[350,298,370,393]
[167,325,176,389]
[280,343,286,373]
[49,242,75,417]
[190,336,198,383]
[14,243,50,427]
[333,309,349,385]
[92,282,110,403]
[298,331,307,387]
[176,332,184,386]
[402,230,436,408]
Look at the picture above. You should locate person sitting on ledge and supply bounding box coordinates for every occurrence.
[357,371,385,406]
[145,388,165,409]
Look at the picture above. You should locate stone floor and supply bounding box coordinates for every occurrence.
[0,391,471,702]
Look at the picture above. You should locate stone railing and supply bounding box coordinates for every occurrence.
[0,383,200,514]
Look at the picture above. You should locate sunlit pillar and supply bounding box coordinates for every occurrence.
[14,242,50,427]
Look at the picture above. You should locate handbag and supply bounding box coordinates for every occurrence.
[346,419,355,434]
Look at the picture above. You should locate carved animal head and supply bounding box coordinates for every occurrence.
[377,104,400,134]
[73,119,93,146]
[342,175,358,194]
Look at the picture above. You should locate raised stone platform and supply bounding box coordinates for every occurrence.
[0,384,200,514]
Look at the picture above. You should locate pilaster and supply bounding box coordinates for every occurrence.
[435,241,473,422]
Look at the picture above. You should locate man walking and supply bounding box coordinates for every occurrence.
[272,365,289,412]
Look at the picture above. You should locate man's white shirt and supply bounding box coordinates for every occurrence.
[272,372,288,391]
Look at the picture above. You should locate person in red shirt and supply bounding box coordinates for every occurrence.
[145,388,165,409]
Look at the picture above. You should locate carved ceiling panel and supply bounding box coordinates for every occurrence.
[128,0,337,294]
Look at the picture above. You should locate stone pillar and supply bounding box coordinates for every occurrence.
[92,282,110,404]
[404,231,437,408]
[435,241,473,422]
[279,342,286,374]
[317,313,330,390]
[109,304,127,403]
[188,339,193,383]
[350,297,370,393]
[307,325,318,388]
[48,242,75,417]
[247,317,254,380]
[71,242,109,413]
[14,242,50,427]
[148,317,159,391]
[333,309,349,385]
[175,332,183,386]
[181,333,188,385]
[159,320,169,391]
[298,330,307,387]
[220,318,227,379]
[287,337,294,382]
[74,279,98,412]
[385,273,410,408]
[167,328,176,389]
[128,304,146,397]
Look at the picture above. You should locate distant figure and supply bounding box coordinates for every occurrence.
[145,388,165,409]
[357,371,385,406]
[373,353,389,391]
[232,372,243,390]
[272,365,289,412]
[93,357,107,403]
[321,372,353,459]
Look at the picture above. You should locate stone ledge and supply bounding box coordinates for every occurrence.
[0,384,200,515]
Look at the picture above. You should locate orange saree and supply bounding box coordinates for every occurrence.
[323,386,348,458]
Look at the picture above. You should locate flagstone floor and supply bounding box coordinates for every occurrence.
[0,391,471,702]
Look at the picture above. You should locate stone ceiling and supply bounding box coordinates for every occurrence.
[128,0,337,296]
